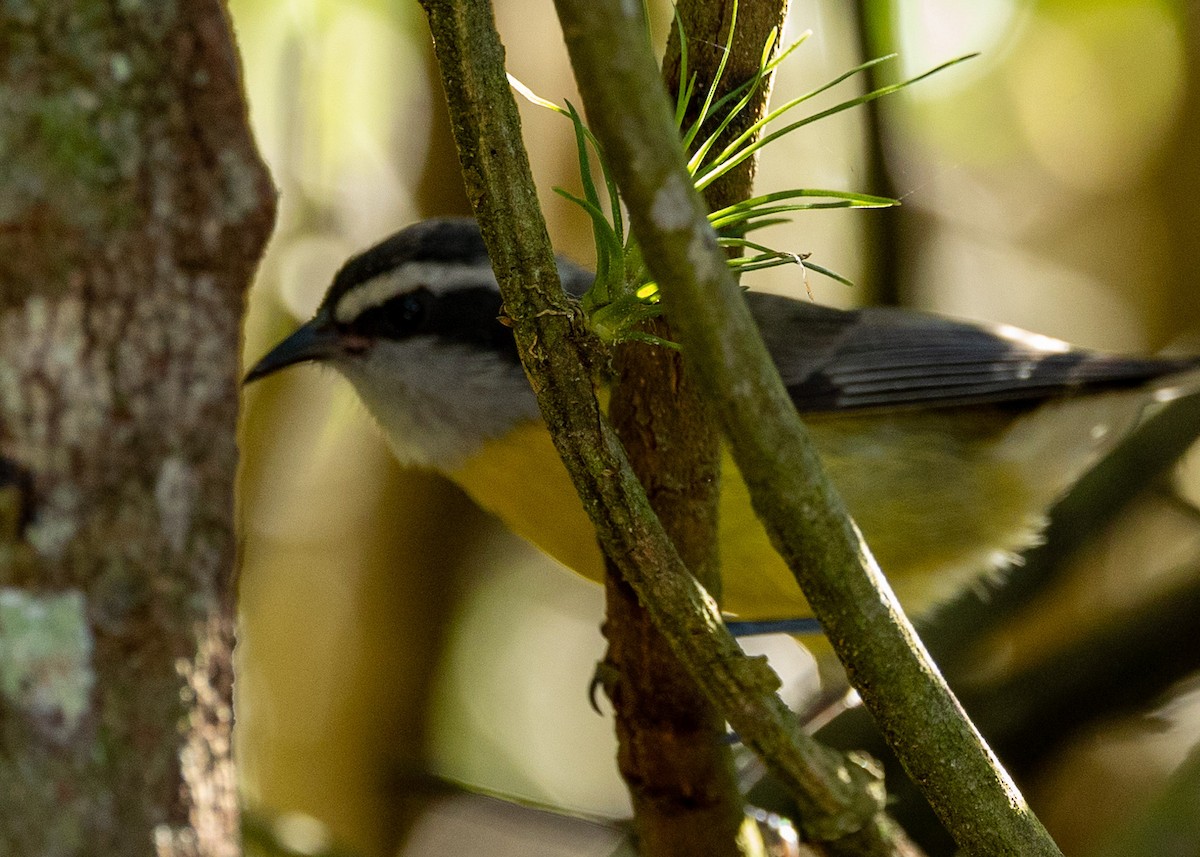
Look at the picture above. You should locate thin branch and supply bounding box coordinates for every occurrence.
[549,1,1063,855]
[815,557,1200,849]
[416,1,914,853]
[600,2,791,852]
[962,557,1200,777]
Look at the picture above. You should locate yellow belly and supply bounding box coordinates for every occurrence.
[448,407,1054,622]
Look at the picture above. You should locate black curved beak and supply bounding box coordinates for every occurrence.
[244,316,343,384]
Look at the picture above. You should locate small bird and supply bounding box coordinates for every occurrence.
[246,218,1199,623]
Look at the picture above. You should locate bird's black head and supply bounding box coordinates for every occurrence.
[244,218,569,466]
[322,217,515,358]
[245,219,515,383]
[320,218,492,317]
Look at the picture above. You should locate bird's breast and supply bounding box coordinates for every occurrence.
[445,406,1099,622]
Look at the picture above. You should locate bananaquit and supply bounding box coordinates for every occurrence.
[246,218,1200,624]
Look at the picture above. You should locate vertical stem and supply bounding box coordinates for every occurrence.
[552,0,1064,853]
[603,2,789,853]
[605,351,739,855]
[419,0,923,852]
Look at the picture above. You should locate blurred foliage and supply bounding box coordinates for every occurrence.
[234,0,1200,855]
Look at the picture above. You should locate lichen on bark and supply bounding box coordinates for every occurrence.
[0,1,275,854]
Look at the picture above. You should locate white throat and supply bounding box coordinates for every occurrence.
[333,337,541,469]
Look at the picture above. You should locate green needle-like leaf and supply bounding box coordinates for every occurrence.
[697,30,812,142]
[680,0,739,152]
[687,27,775,177]
[710,189,896,232]
[800,260,853,286]
[513,18,969,344]
[696,54,977,191]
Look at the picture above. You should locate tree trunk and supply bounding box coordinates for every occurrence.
[0,2,275,855]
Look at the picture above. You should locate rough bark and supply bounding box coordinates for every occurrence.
[553,0,1062,852]
[602,2,789,854]
[418,1,922,854]
[0,2,275,855]
[605,338,738,856]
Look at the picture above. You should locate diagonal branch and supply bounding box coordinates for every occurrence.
[549,0,1064,855]
[599,2,791,853]
[416,0,920,854]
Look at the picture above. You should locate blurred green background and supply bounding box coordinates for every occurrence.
[234,1,1200,855]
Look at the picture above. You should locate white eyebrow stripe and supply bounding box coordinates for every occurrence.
[332,261,498,324]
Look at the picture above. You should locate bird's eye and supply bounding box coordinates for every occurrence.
[397,292,426,326]
[352,287,432,339]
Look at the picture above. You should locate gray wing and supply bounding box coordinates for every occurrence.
[746,292,1198,413]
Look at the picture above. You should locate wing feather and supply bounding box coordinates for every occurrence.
[745,293,1198,413]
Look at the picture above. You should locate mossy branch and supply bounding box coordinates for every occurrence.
[549,1,1064,855]
[415,1,921,853]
